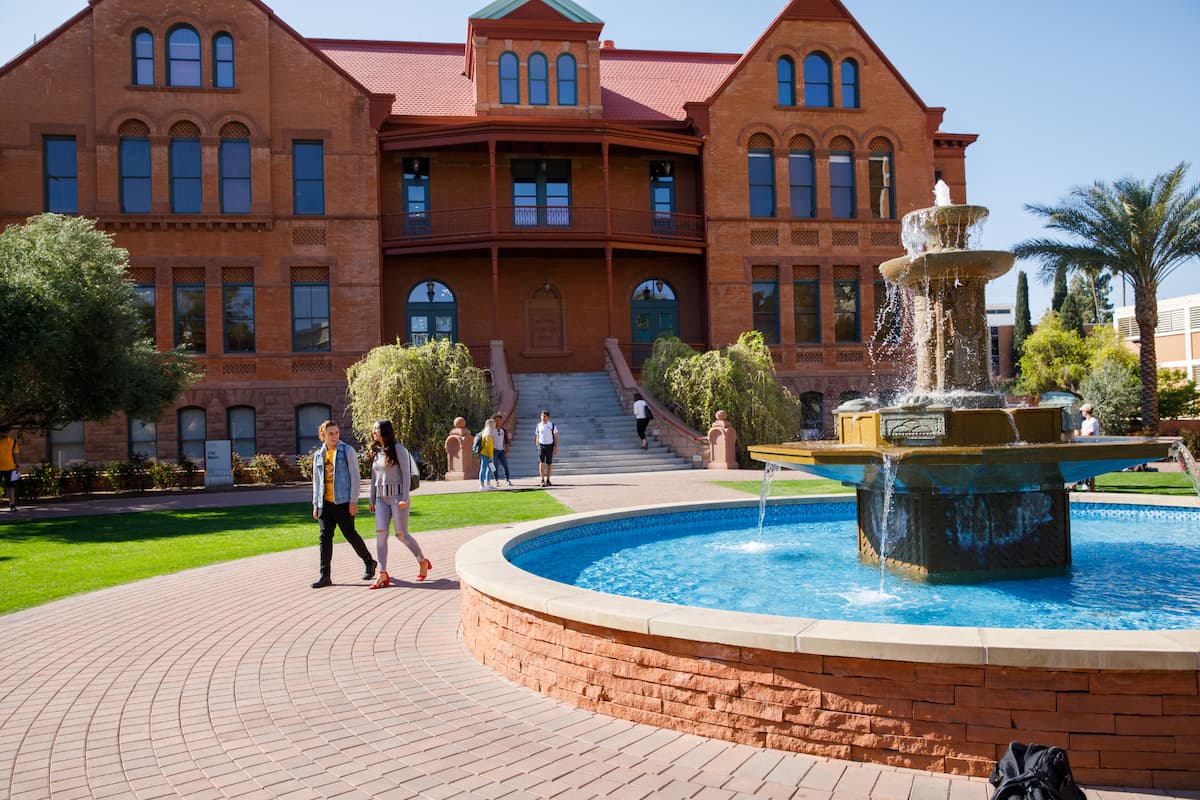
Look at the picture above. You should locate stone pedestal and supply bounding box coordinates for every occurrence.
[444,417,477,481]
[856,486,1071,582]
[706,411,738,470]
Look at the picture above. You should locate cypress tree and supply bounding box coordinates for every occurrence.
[1013,270,1032,371]
[1051,262,1068,312]
[1060,292,1085,337]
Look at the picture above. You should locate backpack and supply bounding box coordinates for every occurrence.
[407,450,420,492]
[471,432,482,456]
[989,742,1087,800]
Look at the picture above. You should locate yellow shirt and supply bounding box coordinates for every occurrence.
[323,449,335,502]
[0,437,17,472]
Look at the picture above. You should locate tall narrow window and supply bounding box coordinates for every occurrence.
[129,418,157,460]
[499,52,519,104]
[841,59,859,108]
[835,278,860,342]
[511,159,570,227]
[556,53,577,105]
[403,157,430,235]
[178,407,206,463]
[752,269,780,345]
[133,282,156,342]
[167,25,201,87]
[293,141,324,215]
[120,131,151,213]
[793,278,820,343]
[292,278,330,352]
[803,52,832,107]
[222,271,254,353]
[830,150,855,219]
[213,33,234,88]
[174,280,206,352]
[170,123,202,213]
[132,29,154,85]
[43,136,78,213]
[219,123,251,213]
[788,136,815,219]
[49,421,85,467]
[295,404,330,456]
[650,161,675,233]
[227,406,256,459]
[777,56,796,106]
[528,53,548,105]
[747,147,775,218]
[868,139,893,219]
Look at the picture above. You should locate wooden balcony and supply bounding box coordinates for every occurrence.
[381,206,705,251]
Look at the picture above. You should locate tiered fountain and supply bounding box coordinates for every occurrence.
[749,184,1174,581]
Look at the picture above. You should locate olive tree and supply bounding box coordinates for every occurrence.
[345,339,491,479]
[0,214,198,432]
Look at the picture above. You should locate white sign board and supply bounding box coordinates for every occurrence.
[204,440,233,489]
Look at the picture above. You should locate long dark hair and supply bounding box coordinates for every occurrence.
[374,419,399,466]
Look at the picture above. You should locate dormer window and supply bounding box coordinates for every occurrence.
[499,52,519,104]
[528,53,548,105]
[167,25,202,87]
[556,54,577,105]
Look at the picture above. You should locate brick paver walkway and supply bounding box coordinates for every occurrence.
[2,472,1196,800]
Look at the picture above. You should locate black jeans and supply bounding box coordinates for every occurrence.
[317,501,373,577]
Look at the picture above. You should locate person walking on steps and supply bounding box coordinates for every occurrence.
[366,419,431,587]
[535,409,558,487]
[492,414,513,487]
[632,393,653,450]
[310,420,376,588]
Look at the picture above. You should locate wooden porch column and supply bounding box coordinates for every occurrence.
[605,246,615,338]
[491,246,501,337]
[488,138,497,235]
[602,140,612,236]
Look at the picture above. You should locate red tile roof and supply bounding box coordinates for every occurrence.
[313,40,738,121]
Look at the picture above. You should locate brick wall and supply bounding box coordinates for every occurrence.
[462,586,1200,790]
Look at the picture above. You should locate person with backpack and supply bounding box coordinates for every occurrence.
[535,409,558,487]
[473,418,496,491]
[492,413,512,487]
[365,419,431,587]
[632,393,653,450]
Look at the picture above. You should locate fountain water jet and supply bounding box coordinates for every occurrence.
[750,198,1175,582]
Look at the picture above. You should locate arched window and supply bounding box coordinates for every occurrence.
[528,53,548,105]
[841,59,859,108]
[169,121,202,213]
[556,53,577,105]
[747,132,775,218]
[406,280,457,345]
[295,404,331,456]
[178,406,207,463]
[227,406,256,459]
[119,119,151,213]
[829,136,855,219]
[787,134,815,219]
[776,56,796,106]
[167,25,201,87]
[499,52,519,104]
[219,122,251,213]
[213,32,234,88]
[132,29,154,85]
[630,278,679,366]
[803,52,832,107]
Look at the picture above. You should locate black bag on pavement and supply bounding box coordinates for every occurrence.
[989,741,1087,800]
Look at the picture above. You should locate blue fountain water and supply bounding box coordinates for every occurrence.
[508,502,1200,630]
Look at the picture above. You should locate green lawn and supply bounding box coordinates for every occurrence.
[712,478,854,496]
[0,491,568,615]
[1093,471,1197,495]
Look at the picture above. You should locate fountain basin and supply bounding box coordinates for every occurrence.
[457,497,1200,789]
[879,249,1016,284]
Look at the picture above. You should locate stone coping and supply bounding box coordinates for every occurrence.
[455,495,1200,672]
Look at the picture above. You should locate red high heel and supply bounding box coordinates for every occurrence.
[417,559,432,581]
[369,572,390,590]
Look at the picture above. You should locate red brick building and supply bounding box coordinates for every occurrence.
[0,0,976,464]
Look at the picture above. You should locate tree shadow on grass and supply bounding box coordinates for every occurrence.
[3,502,313,544]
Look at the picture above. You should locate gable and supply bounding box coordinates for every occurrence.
[471,0,603,24]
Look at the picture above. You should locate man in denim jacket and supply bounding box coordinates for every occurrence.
[310,420,376,588]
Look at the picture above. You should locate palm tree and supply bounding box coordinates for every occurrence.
[1014,162,1200,433]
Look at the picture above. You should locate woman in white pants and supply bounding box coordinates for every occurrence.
[366,419,431,588]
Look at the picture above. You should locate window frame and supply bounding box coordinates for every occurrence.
[788,149,815,219]
[527,52,549,105]
[177,406,207,464]
[128,417,158,461]
[841,59,860,108]
[227,406,256,459]
[212,32,234,88]
[167,25,202,87]
[219,137,251,214]
[869,152,894,219]
[133,283,156,343]
[292,140,325,216]
[405,280,458,345]
[48,421,86,467]
[291,280,331,352]
[747,148,776,218]
[556,53,577,105]
[499,51,520,104]
[829,151,855,219]
[752,277,781,345]
[173,282,206,353]
[169,136,202,213]
[402,157,430,234]
[43,135,78,214]
[803,52,832,107]
[222,280,255,353]
[511,158,571,227]
[120,135,152,213]
[793,278,820,343]
[132,29,154,85]
[834,279,861,342]
[776,56,796,106]
[295,403,331,457]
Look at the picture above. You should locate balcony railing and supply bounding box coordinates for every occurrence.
[381,206,705,246]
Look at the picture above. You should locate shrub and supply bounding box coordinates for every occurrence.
[248,453,285,484]
[148,461,180,490]
[103,460,138,492]
[1080,357,1141,435]
[178,456,199,488]
[22,463,62,499]
[346,339,491,479]
[297,452,315,481]
[66,462,99,495]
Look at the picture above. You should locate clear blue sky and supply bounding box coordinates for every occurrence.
[3,0,1198,316]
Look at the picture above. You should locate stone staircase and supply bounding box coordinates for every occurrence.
[501,372,693,477]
